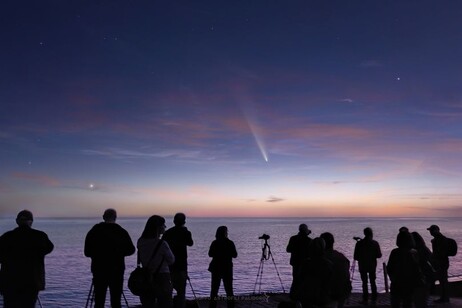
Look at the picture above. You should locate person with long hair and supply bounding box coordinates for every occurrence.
[412,231,434,308]
[387,231,425,308]
[208,226,238,308]
[137,215,175,308]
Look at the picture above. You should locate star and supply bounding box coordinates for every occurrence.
[396,77,401,81]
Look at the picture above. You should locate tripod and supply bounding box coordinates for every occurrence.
[85,279,130,308]
[253,237,286,294]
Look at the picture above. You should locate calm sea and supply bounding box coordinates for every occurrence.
[0,217,461,307]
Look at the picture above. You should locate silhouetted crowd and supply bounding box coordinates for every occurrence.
[286,224,455,308]
[0,210,457,308]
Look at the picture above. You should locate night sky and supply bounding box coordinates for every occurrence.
[2,1,462,217]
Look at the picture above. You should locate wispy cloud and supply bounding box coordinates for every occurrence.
[11,172,61,187]
[267,196,285,203]
[82,147,208,161]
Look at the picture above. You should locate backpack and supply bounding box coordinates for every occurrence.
[447,237,458,257]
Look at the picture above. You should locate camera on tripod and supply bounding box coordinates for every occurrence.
[254,232,285,294]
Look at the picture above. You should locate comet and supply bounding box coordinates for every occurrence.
[247,120,269,162]
[241,105,269,162]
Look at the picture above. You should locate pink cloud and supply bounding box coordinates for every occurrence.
[11,172,61,187]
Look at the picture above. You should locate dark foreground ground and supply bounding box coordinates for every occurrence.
[186,293,462,308]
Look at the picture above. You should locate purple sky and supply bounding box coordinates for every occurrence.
[1,1,462,217]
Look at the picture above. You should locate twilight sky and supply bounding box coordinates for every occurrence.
[1,1,462,217]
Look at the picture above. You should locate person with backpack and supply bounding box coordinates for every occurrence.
[138,215,175,308]
[428,225,451,303]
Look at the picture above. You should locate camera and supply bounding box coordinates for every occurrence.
[259,234,270,240]
[353,236,362,241]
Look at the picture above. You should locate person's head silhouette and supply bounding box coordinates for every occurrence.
[16,210,33,227]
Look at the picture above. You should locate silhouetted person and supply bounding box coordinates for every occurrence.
[399,226,409,233]
[297,237,334,308]
[320,232,351,308]
[0,210,54,308]
[138,215,175,308]
[354,227,382,304]
[427,225,450,303]
[163,213,194,308]
[286,223,312,297]
[412,231,434,308]
[84,209,135,308]
[387,231,425,308]
[208,226,237,308]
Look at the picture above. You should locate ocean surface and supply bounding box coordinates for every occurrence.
[0,217,461,307]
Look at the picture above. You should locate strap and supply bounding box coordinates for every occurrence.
[137,239,163,268]
[152,256,165,277]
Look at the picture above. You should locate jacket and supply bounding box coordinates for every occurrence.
[84,222,135,274]
[0,225,54,291]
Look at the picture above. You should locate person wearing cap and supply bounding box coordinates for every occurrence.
[162,213,194,308]
[354,227,382,304]
[84,209,136,308]
[427,224,450,303]
[286,223,312,297]
[0,210,54,307]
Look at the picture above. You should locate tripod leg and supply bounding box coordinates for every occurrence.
[269,252,286,293]
[37,295,44,308]
[85,280,94,308]
[122,290,129,307]
[253,259,265,294]
[187,276,201,308]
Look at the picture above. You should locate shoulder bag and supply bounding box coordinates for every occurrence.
[128,239,165,296]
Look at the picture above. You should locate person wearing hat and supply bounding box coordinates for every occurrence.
[162,213,194,308]
[84,209,136,308]
[427,224,450,303]
[286,223,312,297]
[0,210,54,307]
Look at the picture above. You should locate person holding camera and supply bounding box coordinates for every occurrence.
[286,223,312,297]
[354,227,382,304]
[84,209,135,308]
[208,226,238,308]
[163,213,194,308]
